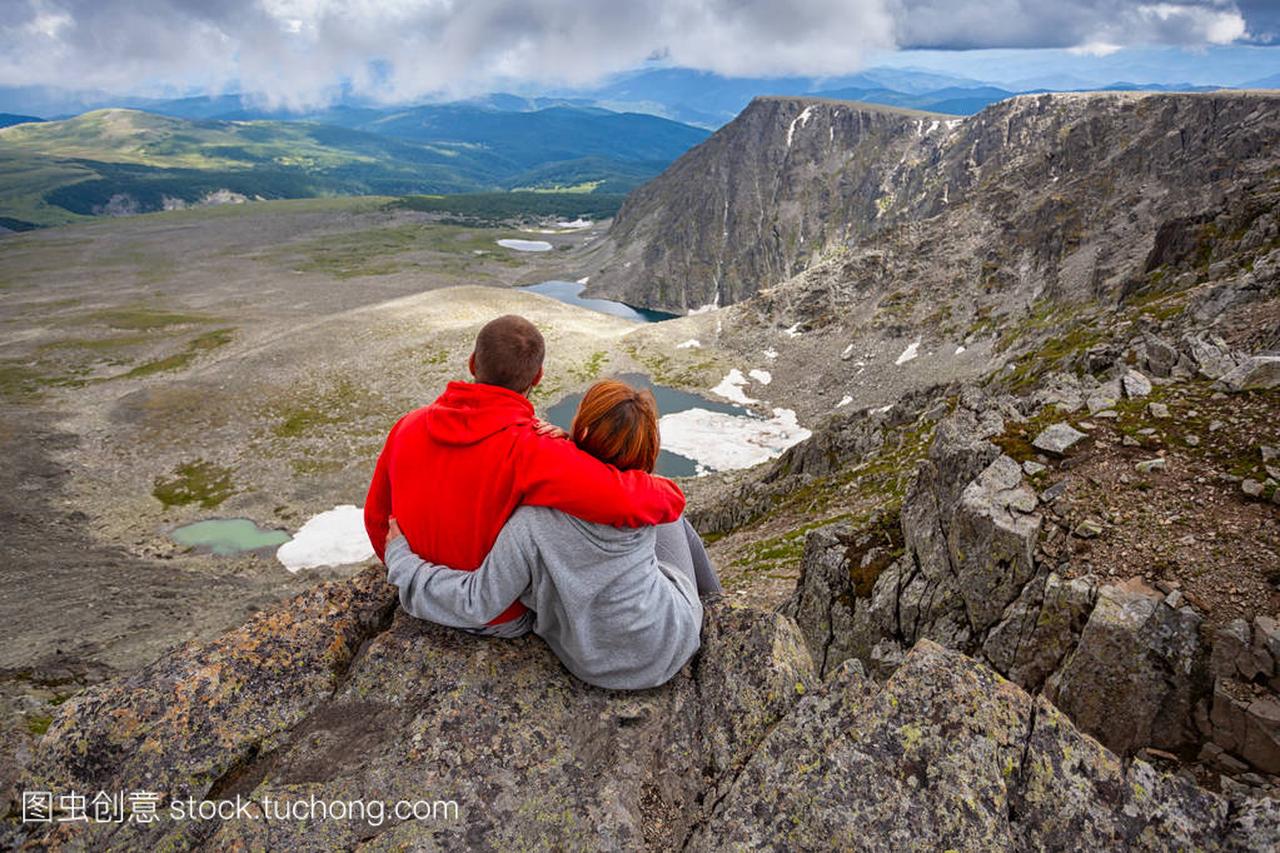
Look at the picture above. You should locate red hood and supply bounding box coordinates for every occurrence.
[424,381,535,446]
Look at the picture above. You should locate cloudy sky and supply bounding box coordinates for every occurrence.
[1,0,1276,109]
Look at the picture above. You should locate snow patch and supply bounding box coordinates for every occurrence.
[895,340,921,366]
[786,106,814,148]
[748,369,772,385]
[955,345,966,355]
[763,348,778,360]
[841,343,855,359]
[660,408,811,472]
[556,218,592,229]
[711,369,757,404]
[576,276,590,284]
[784,322,803,338]
[676,339,702,349]
[276,505,374,572]
[687,302,719,315]
[497,239,553,252]
[836,395,853,408]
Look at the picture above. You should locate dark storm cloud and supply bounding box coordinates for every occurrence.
[1238,0,1280,43]
[891,0,1247,51]
[0,0,1259,107]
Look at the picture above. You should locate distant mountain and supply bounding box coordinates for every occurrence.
[0,106,709,227]
[336,104,707,170]
[576,66,994,125]
[588,96,955,310]
[95,99,710,178]
[1242,73,1280,88]
[589,90,1280,312]
[809,85,1017,116]
[0,113,43,129]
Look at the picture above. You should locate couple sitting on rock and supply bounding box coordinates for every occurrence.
[364,314,721,690]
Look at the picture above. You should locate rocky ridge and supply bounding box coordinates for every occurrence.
[687,326,1279,797]
[8,565,1279,850]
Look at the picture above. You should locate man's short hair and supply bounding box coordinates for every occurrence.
[472,315,545,392]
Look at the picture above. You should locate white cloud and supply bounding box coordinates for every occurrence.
[1068,41,1124,56]
[0,0,1256,109]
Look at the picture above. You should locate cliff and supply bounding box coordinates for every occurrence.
[589,91,1280,313]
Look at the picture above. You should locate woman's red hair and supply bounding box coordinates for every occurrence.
[571,380,661,473]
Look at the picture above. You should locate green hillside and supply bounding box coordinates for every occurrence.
[0,106,709,228]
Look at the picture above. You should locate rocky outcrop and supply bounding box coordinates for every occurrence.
[1209,618,1280,776]
[693,641,1277,851]
[15,568,815,850]
[785,385,1280,782]
[1047,579,1205,755]
[12,570,1278,850]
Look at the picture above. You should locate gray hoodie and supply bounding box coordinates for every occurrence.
[385,505,703,690]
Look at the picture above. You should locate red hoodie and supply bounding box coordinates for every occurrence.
[364,380,686,625]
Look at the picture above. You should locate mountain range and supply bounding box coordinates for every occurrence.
[0,64,1261,129]
[0,104,708,228]
[1,63,1274,232]
[588,90,1280,316]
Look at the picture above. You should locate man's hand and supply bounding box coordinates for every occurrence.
[533,418,569,440]
[387,516,404,544]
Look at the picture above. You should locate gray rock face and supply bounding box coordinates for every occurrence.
[984,571,1099,691]
[1213,619,1275,684]
[1122,369,1153,398]
[1207,617,1280,775]
[1032,422,1088,455]
[592,91,1280,312]
[781,389,1280,776]
[1142,335,1180,377]
[1047,579,1206,755]
[1182,334,1243,380]
[952,455,1042,630]
[590,97,945,311]
[1211,683,1280,776]
[691,641,1278,851]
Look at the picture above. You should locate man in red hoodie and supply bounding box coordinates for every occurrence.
[364,314,686,632]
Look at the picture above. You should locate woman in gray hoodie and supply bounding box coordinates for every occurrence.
[383,379,721,690]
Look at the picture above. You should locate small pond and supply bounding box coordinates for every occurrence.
[170,518,291,556]
[545,373,745,477]
[519,281,676,323]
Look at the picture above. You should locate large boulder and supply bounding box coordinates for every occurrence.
[16,568,815,851]
[1219,355,1280,392]
[950,454,1042,631]
[690,641,1279,851]
[1210,681,1280,775]
[1180,334,1242,380]
[26,565,399,805]
[1047,579,1207,755]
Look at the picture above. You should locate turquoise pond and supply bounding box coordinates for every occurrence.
[546,373,744,478]
[170,518,291,555]
[518,281,677,323]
